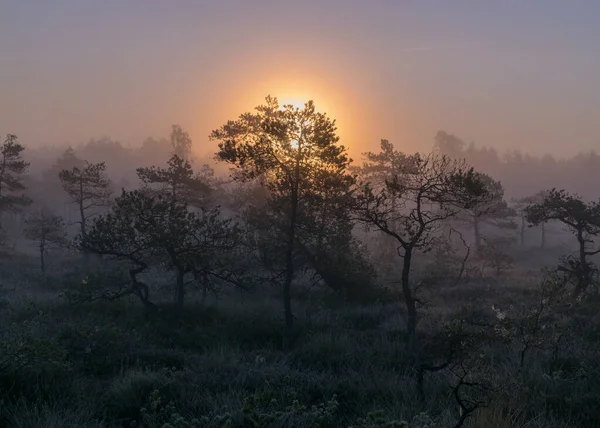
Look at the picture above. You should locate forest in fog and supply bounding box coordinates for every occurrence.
[1,97,600,428]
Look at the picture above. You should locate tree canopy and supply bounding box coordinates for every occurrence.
[79,189,240,310]
[136,154,212,209]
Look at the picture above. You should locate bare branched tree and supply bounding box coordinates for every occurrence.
[352,141,493,346]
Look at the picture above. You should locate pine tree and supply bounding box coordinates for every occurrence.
[211,96,352,342]
[59,161,112,236]
[0,134,31,242]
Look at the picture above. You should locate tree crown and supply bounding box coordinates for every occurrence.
[0,134,32,214]
[210,96,351,196]
[353,141,493,248]
[525,188,600,235]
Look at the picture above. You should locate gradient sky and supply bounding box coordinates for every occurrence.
[1,0,599,159]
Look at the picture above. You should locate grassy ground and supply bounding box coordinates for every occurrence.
[0,252,599,428]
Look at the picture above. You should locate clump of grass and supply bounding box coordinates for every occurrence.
[3,400,103,428]
[102,367,179,424]
[340,306,385,331]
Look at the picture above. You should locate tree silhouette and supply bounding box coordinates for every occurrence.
[349,139,415,269]
[457,172,515,250]
[136,154,212,209]
[433,130,467,160]
[352,141,492,345]
[43,147,85,182]
[80,189,239,311]
[139,136,171,167]
[41,147,86,217]
[477,236,514,278]
[512,197,530,247]
[59,161,112,237]
[170,125,193,160]
[512,190,548,248]
[525,189,600,293]
[0,134,31,242]
[24,209,67,273]
[210,96,352,340]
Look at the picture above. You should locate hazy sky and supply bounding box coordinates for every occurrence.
[1,1,599,159]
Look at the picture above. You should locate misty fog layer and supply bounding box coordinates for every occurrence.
[2,2,600,428]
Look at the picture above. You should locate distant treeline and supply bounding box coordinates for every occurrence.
[434,130,600,199]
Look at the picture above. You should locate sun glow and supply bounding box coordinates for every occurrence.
[277,97,306,149]
[235,71,366,158]
[279,97,308,111]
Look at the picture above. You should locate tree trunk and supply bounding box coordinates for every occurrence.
[175,268,185,311]
[520,215,526,247]
[201,271,208,306]
[129,266,157,315]
[316,202,327,252]
[283,149,302,345]
[401,246,417,348]
[79,185,86,237]
[40,241,45,274]
[541,223,546,249]
[577,229,590,292]
[473,217,481,250]
[283,192,297,333]
[78,189,92,264]
[0,159,4,243]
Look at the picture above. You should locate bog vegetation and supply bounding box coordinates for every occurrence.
[1,98,599,427]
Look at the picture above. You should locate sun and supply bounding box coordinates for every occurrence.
[236,69,366,158]
[239,82,345,151]
[279,96,308,111]
[277,97,306,149]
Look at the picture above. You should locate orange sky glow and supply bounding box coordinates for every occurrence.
[1,1,599,163]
